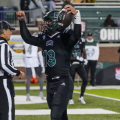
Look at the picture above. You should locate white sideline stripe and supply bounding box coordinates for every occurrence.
[14,85,120,90]
[75,86,120,90]
[15,86,46,90]
[15,95,47,105]
[74,91,120,102]
[15,109,118,115]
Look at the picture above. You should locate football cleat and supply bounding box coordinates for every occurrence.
[39,91,46,100]
[26,94,31,101]
[78,97,86,104]
[69,99,74,105]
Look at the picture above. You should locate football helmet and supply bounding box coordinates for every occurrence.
[41,10,60,35]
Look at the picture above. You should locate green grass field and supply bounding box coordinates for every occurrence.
[14,83,120,120]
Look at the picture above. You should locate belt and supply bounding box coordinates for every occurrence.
[0,76,8,79]
[47,76,60,82]
[72,62,79,65]
[52,76,60,80]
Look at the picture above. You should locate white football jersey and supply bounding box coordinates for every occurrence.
[23,32,44,68]
[23,42,40,68]
[23,42,38,57]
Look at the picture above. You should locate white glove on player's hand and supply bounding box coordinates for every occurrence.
[76,56,84,62]
[41,67,45,73]
[84,59,88,65]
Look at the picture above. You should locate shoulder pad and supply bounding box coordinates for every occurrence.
[39,31,44,35]
[38,31,46,40]
[81,38,85,42]
[32,32,38,37]
[62,29,73,34]
[85,39,87,42]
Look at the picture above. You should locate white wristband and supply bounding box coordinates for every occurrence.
[74,10,81,24]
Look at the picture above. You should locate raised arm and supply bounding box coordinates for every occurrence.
[67,10,81,48]
[61,5,81,48]
[16,11,42,47]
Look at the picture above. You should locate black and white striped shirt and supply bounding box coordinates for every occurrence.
[0,37,20,77]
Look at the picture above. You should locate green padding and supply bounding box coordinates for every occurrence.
[96,62,119,73]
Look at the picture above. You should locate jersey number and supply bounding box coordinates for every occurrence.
[27,45,32,54]
[43,50,56,67]
[73,49,81,57]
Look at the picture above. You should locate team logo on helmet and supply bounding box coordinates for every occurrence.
[41,10,60,35]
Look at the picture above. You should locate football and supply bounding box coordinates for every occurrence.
[58,9,73,29]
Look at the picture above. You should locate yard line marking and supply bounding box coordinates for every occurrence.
[15,86,46,90]
[15,95,47,105]
[74,91,120,101]
[14,85,120,90]
[15,108,119,115]
[74,86,120,90]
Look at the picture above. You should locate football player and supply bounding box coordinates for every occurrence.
[23,32,45,101]
[16,5,81,120]
[69,38,88,105]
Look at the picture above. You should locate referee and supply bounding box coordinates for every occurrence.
[0,21,25,120]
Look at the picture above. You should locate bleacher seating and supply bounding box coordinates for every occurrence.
[55,6,120,28]
[77,7,120,27]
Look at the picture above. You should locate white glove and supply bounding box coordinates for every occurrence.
[84,59,88,65]
[41,67,45,73]
[76,56,84,62]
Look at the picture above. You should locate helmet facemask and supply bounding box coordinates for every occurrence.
[39,10,60,35]
[40,20,52,35]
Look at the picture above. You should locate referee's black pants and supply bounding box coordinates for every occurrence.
[85,60,97,86]
[0,76,15,120]
[47,75,73,120]
[70,64,88,99]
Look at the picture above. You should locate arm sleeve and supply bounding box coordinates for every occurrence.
[38,51,44,67]
[0,43,20,76]
[19,20,42,47]
[81,40,86,59]
[97,43,100,60]
[82,48,86,59]
[23,53,25,64]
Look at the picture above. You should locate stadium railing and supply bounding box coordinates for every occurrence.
[0,8,42,26]
[0,5,120,28]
